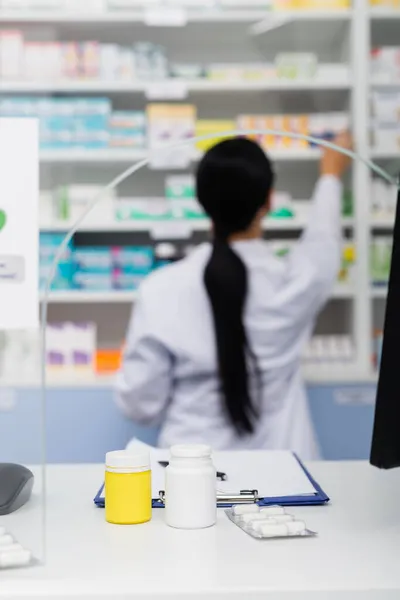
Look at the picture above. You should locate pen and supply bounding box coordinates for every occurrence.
[158,461,227,481]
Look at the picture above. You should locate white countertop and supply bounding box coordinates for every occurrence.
[1,458,400,599]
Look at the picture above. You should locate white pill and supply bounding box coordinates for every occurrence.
[259,506,285,516]
[0,535,14,546]
[240,512,275,524]
[0,549,31,569]
[0,544,24,554]
[286,521,307,535]
[252,515,294,528]
[250,516,294,533]
[266,514,295,524]
[232,504,260,516]
[258,523,289,538]
[251,520,275,534]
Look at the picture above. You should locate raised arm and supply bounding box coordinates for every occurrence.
[294,132,353,307]
[260,134,354,361]
[302,132,352,244]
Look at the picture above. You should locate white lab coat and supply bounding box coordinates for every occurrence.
[116,175,342,459]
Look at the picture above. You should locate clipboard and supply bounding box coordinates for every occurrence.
[93,453,329,509]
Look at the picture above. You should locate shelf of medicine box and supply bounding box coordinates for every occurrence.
[39,216,354,233]
[0,75,352,95]
[39,147,322,164]
[40,285,356,304]
[0,8,353,24]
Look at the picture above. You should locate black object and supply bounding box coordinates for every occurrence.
[158,461,227,481]
[0,463,34,515]
[371,179,400,469]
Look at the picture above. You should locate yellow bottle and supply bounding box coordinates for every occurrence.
[105,450,152,525]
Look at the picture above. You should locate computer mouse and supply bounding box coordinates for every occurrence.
[0,464,34,515]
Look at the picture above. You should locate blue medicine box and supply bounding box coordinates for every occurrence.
[74,248,113,272]
[111,246,154,274]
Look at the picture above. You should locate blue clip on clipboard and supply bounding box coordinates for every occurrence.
[94,453,329,509]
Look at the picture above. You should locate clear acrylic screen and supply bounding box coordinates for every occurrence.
[0,0,398,572]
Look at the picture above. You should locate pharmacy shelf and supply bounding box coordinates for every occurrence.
[41,290,138,304]
[0,9,353,24]
[0,365,378,390]
[42,373,117,389]
[2,0,379,387]
[370,215,395,228]
[331,286,356,300]
[370,148,400,160]
[0,9,274,23]
[370,8,400,20]
[0,373,117,390]
[371,78,400,88]
[371,287,388,299]
[39,148,322,164]
[40,285,354,304]
[304,366,379,385]
[40,149,146,164]
[0,76,351,94]
[39,216,354,233]
[40,219,213,233]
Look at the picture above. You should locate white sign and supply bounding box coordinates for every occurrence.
[144,8,187,27]
[145,81,188,101]
[0,119,39,329]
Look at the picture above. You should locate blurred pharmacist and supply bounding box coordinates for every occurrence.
[116,134,351,459]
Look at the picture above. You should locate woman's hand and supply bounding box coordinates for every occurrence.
[321,132,353,179]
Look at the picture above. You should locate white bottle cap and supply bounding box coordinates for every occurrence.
[170,444,212,459]
[106,450,150,473]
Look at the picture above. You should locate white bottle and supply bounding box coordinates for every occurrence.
[165,444,216,530]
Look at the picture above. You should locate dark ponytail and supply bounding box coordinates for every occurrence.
[196,138,274,435]
[204,237,257,434]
